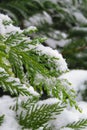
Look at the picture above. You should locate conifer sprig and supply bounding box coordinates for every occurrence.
[0,15,77,107]
[0,115,4,126]
[0,13,85,130]
[0,67,30,96]
[66,119,87,130]
[18,99,65,130]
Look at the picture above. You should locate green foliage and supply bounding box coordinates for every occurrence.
[0,0,87,69]
[18,98,65,129]
[0,0,44,27]
[0,115,4,126]
[0,20,77,106]
[66,119,87,130]
[62,37,87,69]
[0,0,81,28]
[0,67,31,96]
[0,13,83,129]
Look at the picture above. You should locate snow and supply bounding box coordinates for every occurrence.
[72,27,87,33]
[0,67,5,73]
[31,68,87,130]
[49,0,71,4]
[0,14,22,35]
[5,24,22,34]
[57,39,71,47]
[52,109,79,129]
[6,77,20,83]
[46,38,71,48]
[1,95,87,130]
[38,98,59,105]
[60,70,87,92]
[2,57,10,66]
[25,26,37,33]
[27,86,39,96]
[0,14,11,22]
[35,44,68,72]
[43,70,87,129]
[24,11,52,27]
[74,11,87,24]
[61,128,74,130]
[51,100,87,129]
[46,38,58,49]
[0,96,21,130]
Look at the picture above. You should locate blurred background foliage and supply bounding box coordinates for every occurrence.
[0,0,87,69]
